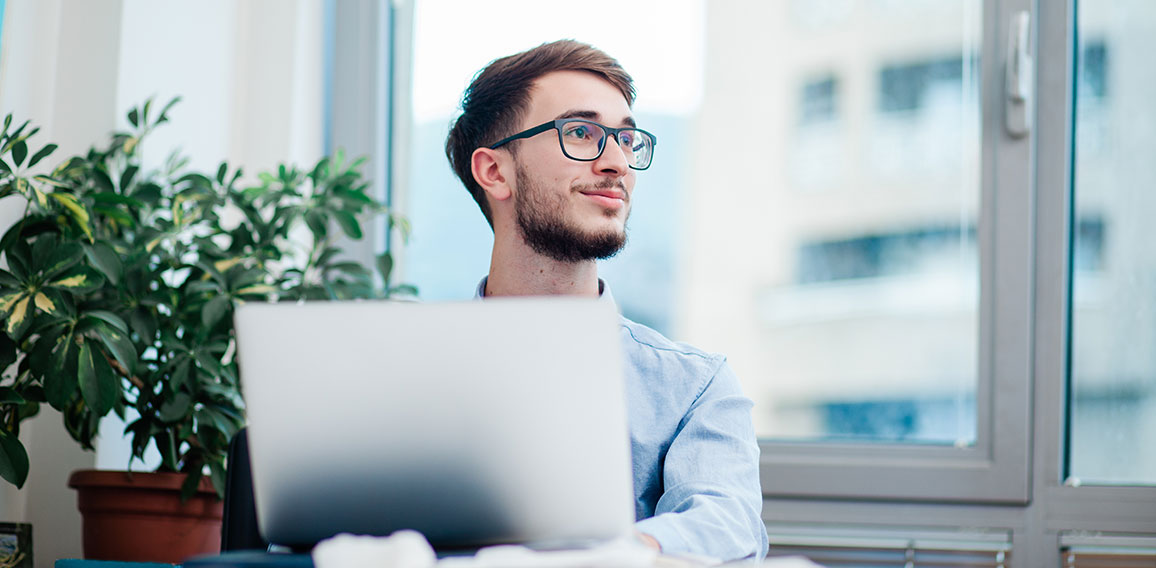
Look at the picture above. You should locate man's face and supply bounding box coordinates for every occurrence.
[507,71,637,262]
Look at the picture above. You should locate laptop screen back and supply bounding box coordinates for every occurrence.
[234,298,634,549]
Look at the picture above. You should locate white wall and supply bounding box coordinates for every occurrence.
[0,1,324,565]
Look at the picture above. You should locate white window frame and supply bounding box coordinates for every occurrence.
[758,0,1033,504]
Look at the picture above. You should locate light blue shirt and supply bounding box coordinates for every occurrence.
[476,278,768,562]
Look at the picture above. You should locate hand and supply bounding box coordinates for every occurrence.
[635,531,662,551]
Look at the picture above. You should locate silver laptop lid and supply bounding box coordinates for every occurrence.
[234,298,634,549]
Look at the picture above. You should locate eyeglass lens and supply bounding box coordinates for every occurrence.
[559,120,653,168]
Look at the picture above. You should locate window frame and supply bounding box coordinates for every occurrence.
[758,0,1033,504]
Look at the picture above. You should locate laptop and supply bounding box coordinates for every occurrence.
[232,297,635,551]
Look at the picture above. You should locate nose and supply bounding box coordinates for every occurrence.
[593,134,630,176]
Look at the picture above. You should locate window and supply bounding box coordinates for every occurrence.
[800,76,839,125]
[879,56,969,113]
[371,1,1156,564]
[1068,0,1156,486]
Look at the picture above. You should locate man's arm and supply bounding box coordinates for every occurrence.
[633,361,768,561]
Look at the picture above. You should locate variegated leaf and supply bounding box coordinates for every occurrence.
[47,266,105,294]
[49,193,93,241]
[33,292,56,314]
[4,296,31,335]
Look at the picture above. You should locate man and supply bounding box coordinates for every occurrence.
[445,40,768,562]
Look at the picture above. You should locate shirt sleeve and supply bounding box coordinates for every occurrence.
[633,359,768,561]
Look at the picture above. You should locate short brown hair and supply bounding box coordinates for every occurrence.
[445,40,635,227]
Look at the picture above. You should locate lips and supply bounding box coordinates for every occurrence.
[579,188,626,201]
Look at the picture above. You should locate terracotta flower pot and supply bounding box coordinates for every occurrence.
[68,470,223,563]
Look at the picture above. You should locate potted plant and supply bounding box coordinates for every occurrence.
[0,99,412,561]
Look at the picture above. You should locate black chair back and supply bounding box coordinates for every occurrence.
[222,427,268,551]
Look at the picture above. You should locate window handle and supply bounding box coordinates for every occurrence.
[1005,11,1033,138]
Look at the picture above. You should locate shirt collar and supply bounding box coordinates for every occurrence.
[475,276,618,309]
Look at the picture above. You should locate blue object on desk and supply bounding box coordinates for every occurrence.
[56,561,178,568]
[182,551,312,568]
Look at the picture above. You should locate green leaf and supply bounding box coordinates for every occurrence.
[0,387,24,405]
[128,108,139,128]
[328,261,371,276]
[83,310,130,334]
[309,157,330,185]
[304,210,328,240]
[27,325,64,377]
[158,391,191,423]
[208,460,226,498]
[347,155,368,172]
[195,406,236,438]
[20,386,46,404]
[0,332,16,371]
[170,358,192,391]
[194,350,225,377]
[0,268,18,287]
[11,140,27,168]
[77,340,117,416]
[216,163,228,185]
[92,322,137,374]
[156,97,181,124]
[119,165,139,193]
[2,120,29,149]
[142,99,153,125]
[2,295,32,338]
[333,210,362,239]
[388,284,419,298]
[91,192,144,208]
[131,182,163,205]
[0,431,30,488]
[46,265,105,294]
[334,185,375,207]
[129,308,158,344]
[49,193,93,241]
[376,253,394,285]
[92,204,134,228]
[155,430,178,471]
[92,168,115,193]
[179,470,203,502]
[201,295,230,328]
[5,240,32,281]
[27,144,58,169]
[44,333,79,410]
[41,240,84,280]
[0,158,11,175]
[84,242,124,286]
[32,174,69,189]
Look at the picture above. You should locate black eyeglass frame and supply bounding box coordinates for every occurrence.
[487,118,658,171]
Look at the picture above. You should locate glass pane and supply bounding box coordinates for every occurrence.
[404,0,980,446]
[686,0,981,444]
[1068,0,1156,485]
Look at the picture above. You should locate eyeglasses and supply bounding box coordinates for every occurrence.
[488,118,657,170]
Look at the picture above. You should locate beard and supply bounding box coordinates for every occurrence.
[514,164,628,263]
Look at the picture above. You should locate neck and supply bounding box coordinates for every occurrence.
[486,228,600,297]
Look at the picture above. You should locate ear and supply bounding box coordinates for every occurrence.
[471,147,513,202]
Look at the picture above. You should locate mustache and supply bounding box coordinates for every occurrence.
[573,178,628,193]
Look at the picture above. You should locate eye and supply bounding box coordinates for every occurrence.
[563,123,595,140]
[618,131,636,146]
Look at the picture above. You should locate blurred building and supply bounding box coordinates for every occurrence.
[678,0,1154,483]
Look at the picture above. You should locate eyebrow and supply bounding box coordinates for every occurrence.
[555,109,637,128]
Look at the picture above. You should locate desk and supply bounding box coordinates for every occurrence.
[58,556,822,568]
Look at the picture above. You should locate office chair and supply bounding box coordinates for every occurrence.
[222,427,268,551]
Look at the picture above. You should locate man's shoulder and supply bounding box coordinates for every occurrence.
[618,316,725,371]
